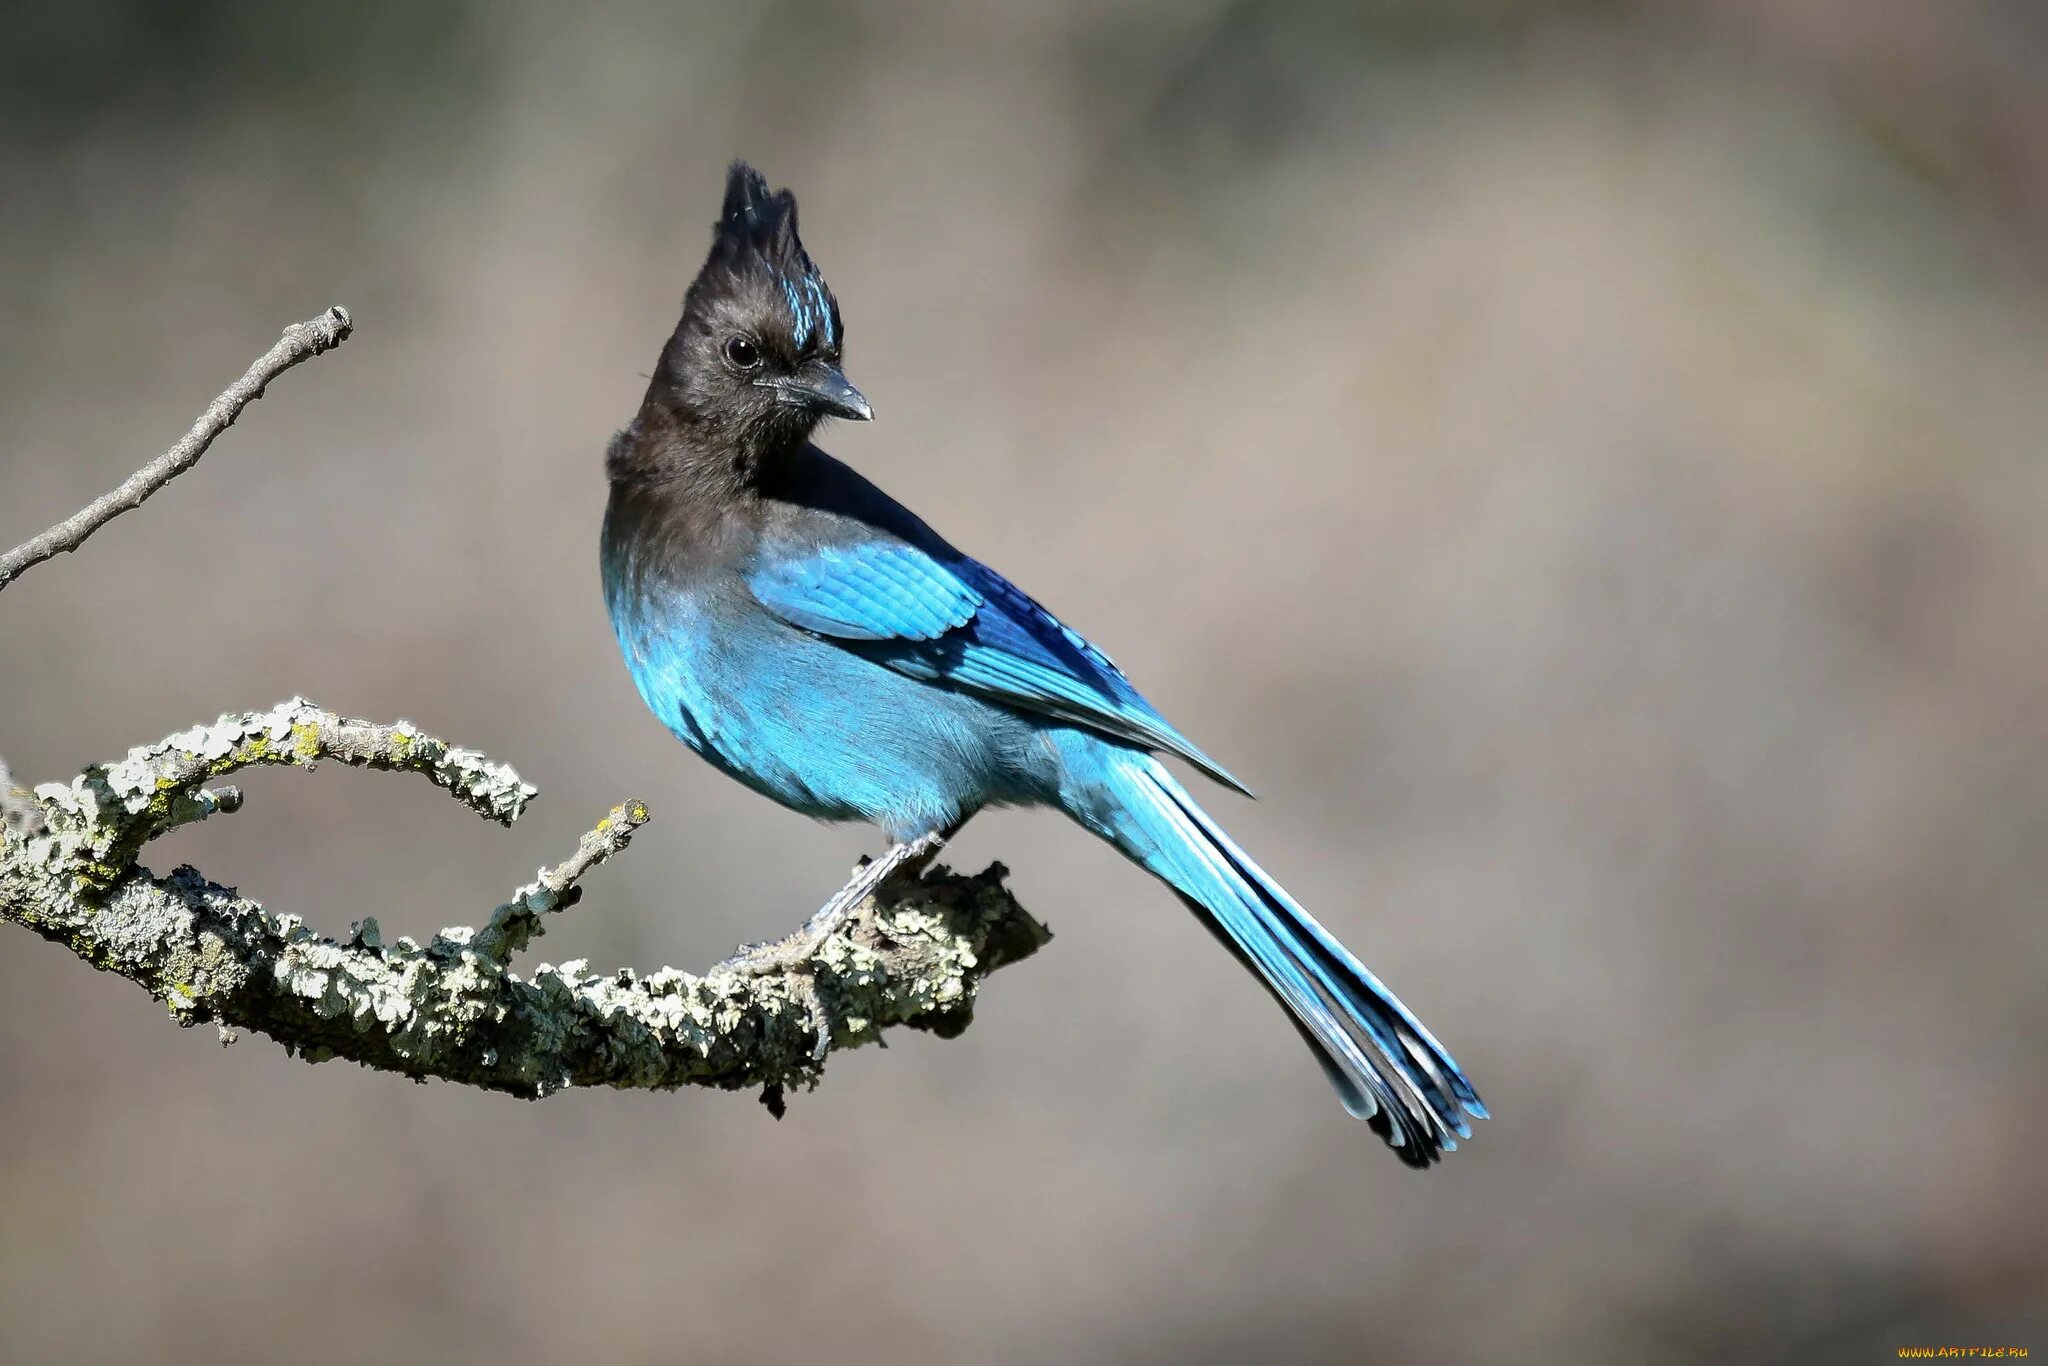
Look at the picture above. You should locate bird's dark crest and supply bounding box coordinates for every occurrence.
[715,160,808,270]
[721,160,773,222]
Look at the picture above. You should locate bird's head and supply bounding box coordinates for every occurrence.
[649,161,870,458]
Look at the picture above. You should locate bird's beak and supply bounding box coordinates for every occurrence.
[762,363,873,422]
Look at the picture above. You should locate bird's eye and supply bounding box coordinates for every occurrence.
[723,336,761,370]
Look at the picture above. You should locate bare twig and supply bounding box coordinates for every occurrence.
[0,703,1048,1100]
[0,306,353,591]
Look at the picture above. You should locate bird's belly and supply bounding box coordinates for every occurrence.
[612,598,1053,839]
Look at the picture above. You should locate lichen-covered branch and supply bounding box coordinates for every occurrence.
[0,306,353,591]
[0,702,1049,1103]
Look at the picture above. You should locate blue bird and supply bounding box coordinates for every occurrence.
[602,162,1486,1165]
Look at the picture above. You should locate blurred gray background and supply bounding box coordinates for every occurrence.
[2,3,2044,1362]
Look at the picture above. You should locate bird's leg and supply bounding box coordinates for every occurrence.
[796,827,948,946]
[720,824,958,975]
[719,822,964,1066]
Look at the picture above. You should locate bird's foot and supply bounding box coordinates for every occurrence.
[796,828,948,947]
[714,829,951,1060]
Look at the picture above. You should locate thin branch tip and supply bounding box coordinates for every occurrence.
[473,800,651,963]
[0,307,355,591]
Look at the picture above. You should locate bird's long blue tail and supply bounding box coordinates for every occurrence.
[1070,749,1487,1166]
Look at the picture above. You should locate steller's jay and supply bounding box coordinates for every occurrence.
[601,162,1485,1165]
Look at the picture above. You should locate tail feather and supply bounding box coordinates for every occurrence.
[1086,753,1484,1167]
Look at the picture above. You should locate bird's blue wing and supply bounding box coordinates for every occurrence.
[747,539,982,642]
[747,537,1251,794]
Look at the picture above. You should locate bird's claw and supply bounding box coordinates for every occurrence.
[713,830,955,1053]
